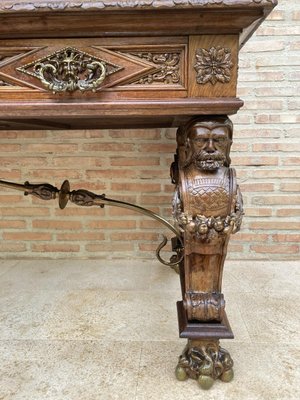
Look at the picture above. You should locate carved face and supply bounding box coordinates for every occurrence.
[186,122,231,171]
[59,50,82,81]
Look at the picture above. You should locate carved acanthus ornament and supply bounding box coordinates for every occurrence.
[194,47,233,85]
[0,1,278,13]
[126,52,181,85]
[17,47,123,93]
[184,291,225,321]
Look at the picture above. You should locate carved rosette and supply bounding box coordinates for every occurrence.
[126,51,181,85]
[194,46,233,85]
[175,340,234,389]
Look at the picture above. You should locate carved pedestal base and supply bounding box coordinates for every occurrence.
[175,339,234,390]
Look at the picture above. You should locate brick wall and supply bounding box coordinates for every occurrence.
[0,0,299,260]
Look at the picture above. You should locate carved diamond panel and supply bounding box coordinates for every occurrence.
[0,44,159,93]
[16,47,123,92]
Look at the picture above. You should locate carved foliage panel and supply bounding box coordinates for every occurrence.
[117,47,186,87]
[188,35,239,98]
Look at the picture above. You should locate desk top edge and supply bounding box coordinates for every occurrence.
[0,0,278,14]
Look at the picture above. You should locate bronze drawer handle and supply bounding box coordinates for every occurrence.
[35,59,106,94]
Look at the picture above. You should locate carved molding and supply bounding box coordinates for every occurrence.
[0,56,14,64]
[0,81,13,86]
[0,1,278,13]
[194,46,233,85]
[125,52,181,85]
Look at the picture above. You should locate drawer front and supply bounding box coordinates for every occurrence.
[0,37,188,101]
[0,34,239,102]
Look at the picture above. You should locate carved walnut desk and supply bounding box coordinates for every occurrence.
[0,0,277,390]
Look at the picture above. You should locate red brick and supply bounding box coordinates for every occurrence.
[16,131,47,139]
[85,243,134,252]
[252,195,300,206]
[31,244,80,252]
[109,129,161,140]
[0,243,26,252]
[240,183,274,192]
[110,232,159,241]
[232,233,269,242]
[0,157,47,167]
[0,207,50,217]
[242,208,273,217]
[87,220,136,229]
[111,183,161,193]
[139,220,162,229]
[250,245,299,254]
[253,143,300,152]
[23,143,78,153]
[138,143,175,153]
[227,243,244,253]
[3,232,52,241]
[110,157,160,167]
[257,27,300,36]
[272,234,300,243]
[138,243,164,252]
[276,209,300,217]
[86,169,137,179]
[32,220,82,230]
[280,183,300,192]
[249,222,300,231]
[242,40,284,52]
[232,156,278,166]
[253,170,300,179]
[282,155,300,165]
[56,232,105,241]
[53,157,97,167]
[0,144,20,152]
[0,220,26,229]
[82,143,134,152]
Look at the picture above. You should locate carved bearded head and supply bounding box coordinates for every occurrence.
[181,116,233,171]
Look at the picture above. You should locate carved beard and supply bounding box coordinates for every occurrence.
[185,150,226,171]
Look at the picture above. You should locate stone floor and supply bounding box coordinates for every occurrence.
[0,259,299,400]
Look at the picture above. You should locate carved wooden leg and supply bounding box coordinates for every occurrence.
[171,116,243,389]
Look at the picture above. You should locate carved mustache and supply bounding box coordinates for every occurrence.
[193,150,226,163]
